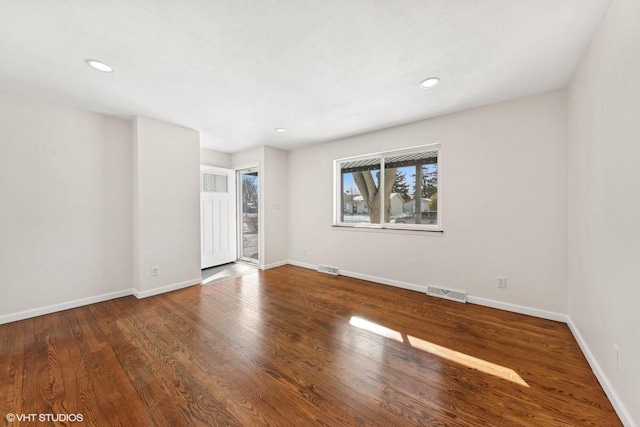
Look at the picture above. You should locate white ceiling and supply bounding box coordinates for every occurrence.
[0,0,610,152]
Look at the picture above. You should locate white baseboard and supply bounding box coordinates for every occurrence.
[287,260,317,270]
[261,260,289,270]
[340,269,429,294]
[133,277,202,299]
[288,260,565,321]
[1,277,202,324]
[0,289,133,325]
[567,318,635,427]
[466,296,568,322]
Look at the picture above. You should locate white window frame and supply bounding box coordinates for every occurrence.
[333,143,442,232]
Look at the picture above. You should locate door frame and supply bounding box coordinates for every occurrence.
[236,164,262,267]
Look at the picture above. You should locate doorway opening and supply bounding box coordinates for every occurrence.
[237,168,259,264]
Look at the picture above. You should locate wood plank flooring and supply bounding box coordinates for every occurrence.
[0,265,621,426]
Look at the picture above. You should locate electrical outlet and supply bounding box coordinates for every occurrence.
[303,249,308,256]
[151,266,159,277]
[497,277,507,288]
[613,345,620,370]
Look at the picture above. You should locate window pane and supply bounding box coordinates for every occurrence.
[240,171,259,261]
[385,152,438,226]
[422,163,438,224]
[202,173,228,193]
[214,174,228,192]
[387,165,414,223]
[340,160,381,224]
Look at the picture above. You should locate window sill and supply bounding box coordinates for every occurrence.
[332,224,443,235]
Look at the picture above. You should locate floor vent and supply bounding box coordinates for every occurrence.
[426,285,467,303]
[317,265,339,276]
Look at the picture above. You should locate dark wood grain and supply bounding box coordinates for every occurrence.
[0,265,621,426]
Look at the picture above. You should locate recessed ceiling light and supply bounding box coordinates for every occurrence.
[85,59,114,73]
[274,128,286,133]
[420,77,440,89]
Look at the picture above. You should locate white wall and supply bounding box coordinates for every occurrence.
[263,146,289,267]
[133,117,201,296]
[289,90,568,314]
[568,0,640,424]
[200,148,231,168]
[231,146,264,169]
[0,91,133,321]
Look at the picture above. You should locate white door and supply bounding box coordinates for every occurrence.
[201,166,237,269]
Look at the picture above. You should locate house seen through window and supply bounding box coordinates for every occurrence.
[336,144,440,230]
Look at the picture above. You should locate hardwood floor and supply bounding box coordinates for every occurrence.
[1,265,620,426]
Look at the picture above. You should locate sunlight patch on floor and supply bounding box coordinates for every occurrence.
[349,315,404,342]
[349,316,529,387]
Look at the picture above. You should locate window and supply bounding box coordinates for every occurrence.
[202,172,228,193]
[334,144,440,230]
